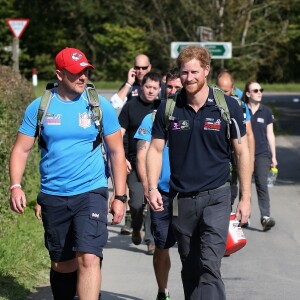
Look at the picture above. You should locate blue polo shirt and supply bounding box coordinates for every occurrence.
[248,104,273,157]
[152,87,246,193]
[134,113,170,193]
[19,89,120,196]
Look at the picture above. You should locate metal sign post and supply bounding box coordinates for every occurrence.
[6,18,30,73]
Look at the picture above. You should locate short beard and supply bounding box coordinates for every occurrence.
[184,80,205,95]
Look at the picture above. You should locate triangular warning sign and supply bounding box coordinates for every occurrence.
[6,18,30,39]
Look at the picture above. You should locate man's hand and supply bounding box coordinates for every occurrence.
[235,196,251,226]
[10,188,26,214]
[109,199,125,225]
[35,204,42,220]
[126,159,132,174]
[127,68,136,85]
[148,189,164,212]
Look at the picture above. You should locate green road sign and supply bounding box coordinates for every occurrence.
[171,42,232,59]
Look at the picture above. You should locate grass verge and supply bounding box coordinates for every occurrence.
[0,202,49,300]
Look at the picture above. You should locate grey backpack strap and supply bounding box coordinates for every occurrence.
[212,86,241,144]
[164,95,177,130]
[86,82,103,139]
[37,82,58,149]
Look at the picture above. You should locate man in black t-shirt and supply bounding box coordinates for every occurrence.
[118,72,161,254]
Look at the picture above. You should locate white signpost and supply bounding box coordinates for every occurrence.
[6,18,30,72]
[170,42,232,59]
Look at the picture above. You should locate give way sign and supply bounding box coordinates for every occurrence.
[6,18,30,39]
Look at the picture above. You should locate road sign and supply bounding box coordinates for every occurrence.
[170,42,232,59]
[197,26,214,42]
[6,18,30,39]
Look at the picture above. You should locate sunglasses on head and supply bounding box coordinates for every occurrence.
[134,66,149,70]
[250,88,264,93]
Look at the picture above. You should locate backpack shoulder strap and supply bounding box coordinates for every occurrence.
[152,110,157,123]
[164,95,177,130]
[212,86,241,144]
[86,82,103,138]
[37,82,58,149]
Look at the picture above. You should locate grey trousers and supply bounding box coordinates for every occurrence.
[127,167,154,244]
[253,155,271,219]
[171,186,231,300]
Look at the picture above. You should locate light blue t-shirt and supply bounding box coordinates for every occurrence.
[19,89,120,196]
[134,113,170,193]
[232,88,251,122]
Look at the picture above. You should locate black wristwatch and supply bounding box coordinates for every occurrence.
[115,194,128,203]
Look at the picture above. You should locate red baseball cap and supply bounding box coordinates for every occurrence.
[55,47,94,74]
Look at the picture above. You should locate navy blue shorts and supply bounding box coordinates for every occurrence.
[37,188,108,262]
[150,191,176,249]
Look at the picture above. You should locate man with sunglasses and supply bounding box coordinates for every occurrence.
[110,54,152,109]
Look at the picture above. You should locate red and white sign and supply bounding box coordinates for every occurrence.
[6,18,30,39]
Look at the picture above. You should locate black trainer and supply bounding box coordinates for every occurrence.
[261,216,275,231]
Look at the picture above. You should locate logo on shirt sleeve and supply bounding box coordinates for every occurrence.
[138,128,147,135]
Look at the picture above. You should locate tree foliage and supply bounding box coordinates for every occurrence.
[0,0,299,82]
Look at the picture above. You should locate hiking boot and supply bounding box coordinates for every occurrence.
[261,216,275,231]
[120,211,132,235]
[147,243,155,255]
[132,230,142,245]
[156,291,170,300]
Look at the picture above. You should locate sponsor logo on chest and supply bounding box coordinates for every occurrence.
[257,117,264,123]
[132,89,139,97]
[171,120,190,130]
[204,118,221,131]
[79,112,92,128]
[45,114,62,125]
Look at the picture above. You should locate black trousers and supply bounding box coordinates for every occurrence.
[171,186,231,300]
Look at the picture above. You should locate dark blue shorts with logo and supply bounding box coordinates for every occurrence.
[150,190,176,249]
[37,187,108,262]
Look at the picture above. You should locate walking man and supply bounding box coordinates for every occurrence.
[217,70,255,210]
[118,72,162,254]
[135,67,182,299]
[147,46,251,299]
[9,47,127,300]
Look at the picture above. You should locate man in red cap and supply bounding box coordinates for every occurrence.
[9,47,127,300]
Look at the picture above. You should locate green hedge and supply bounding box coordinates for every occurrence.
[0,66,48,299]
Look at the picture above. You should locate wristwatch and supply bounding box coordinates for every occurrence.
[115,194,128,203]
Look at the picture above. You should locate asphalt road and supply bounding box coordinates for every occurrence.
[28,91,300,300]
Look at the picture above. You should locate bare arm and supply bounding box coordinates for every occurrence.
[120,127,131,174]
[232,135,251,225]
[266,123,277,167]
[104,130,127,224]
[245,120,255,173]
[9,133,35,214]
[136,139,150,199]
[146,138,165,211]
[117,67,137,101]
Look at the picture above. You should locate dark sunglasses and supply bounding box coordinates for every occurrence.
[134,66,149,70]
[250,88,264,93]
